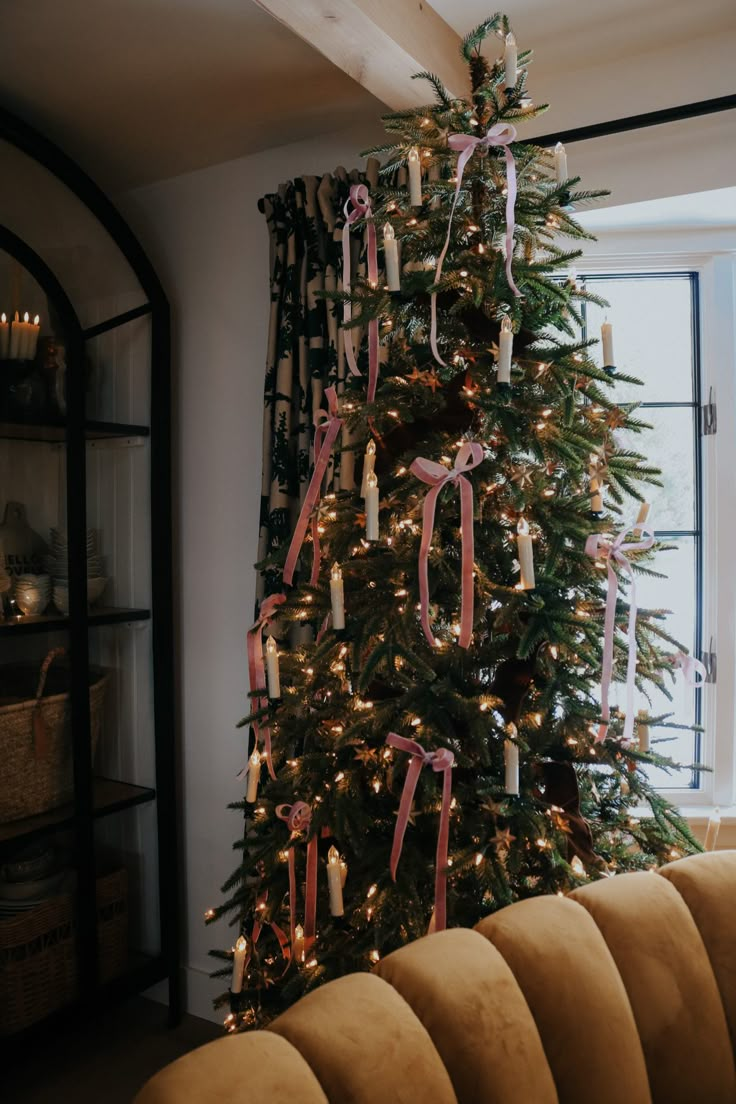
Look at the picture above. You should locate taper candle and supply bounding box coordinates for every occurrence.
[497,314,513,384]
[589,460,604,513]
[245,748,262,803]
[516,517,535,590]
[504,32,518,88]
[601,318,615,369]
[407,147,422,207]
[383,223,401,291]
[8,311,20,359]
[293,923,305,963]
[504,727,520,795]
[19,312,31,359]
[704,807,721,852]
[554,141,568,184]
[0,314,8,357]
[361,438,376,498]
[365,471,379,541]
[231,935,247,993]
[327,845,345,916]
[633,501,650,537]
[637,710,650,753]
[330,562,345,629]
[28,314,40,360]
[265,635,281,699]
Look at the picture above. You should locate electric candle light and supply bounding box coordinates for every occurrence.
[554,141,568,184]
[383,223,401,291]
[504,727,520,795]
[330,562,345,629]
[601,318,615,371]
[516,518,535,590]
[589,460,604,514]
[245,748,262,803]
[633,501,651,537]
[327,845,345,916]
[231,935,247,993]
[504,32,518,88]
[293,924,305,963]
[361,438,376,498]
[704,807,721,852]
[265,634,281,699]
[8,311,20,359]
[497,314,513,385]
[365,471,379,541]
[637,711,650,753]
[407,147,422,207]
[0,313,8,357]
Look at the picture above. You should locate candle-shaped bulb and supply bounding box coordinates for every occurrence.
[504,32,518,88]
[601,317,615,370]
[33,314,39,325]
[23,312,29,324]
[1,313,6,323]
[330,562,345,630]
[365,471,379,541]
[367,439,376,457]
[245,747,262,803]
[501,314,512,333]
[326,845,345,916]
[554,141,568,184]
[704,807,721,852]
[230,935,248,993]
[516,517,535,590]
[497,315,513,385]
[294,923,305,962]
[265,634,281,699]
[361,438,376,497]
[383,222,400,290]
[504,724,520,795]
[407,146,422,207]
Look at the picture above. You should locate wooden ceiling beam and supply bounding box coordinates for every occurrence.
[252,0,468,109]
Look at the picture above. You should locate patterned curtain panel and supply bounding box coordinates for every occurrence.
[256,159,382,603]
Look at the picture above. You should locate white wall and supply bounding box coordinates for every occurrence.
[120,59,736,1022]
[121,118,382,1020]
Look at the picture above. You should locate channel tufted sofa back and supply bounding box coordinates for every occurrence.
[135,851,736,1104]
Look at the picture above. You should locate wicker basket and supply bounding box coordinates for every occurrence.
[0,648,109,824]
[0,867,128,1035]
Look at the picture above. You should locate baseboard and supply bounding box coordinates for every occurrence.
[144,965,224,1025]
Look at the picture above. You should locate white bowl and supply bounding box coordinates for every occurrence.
[53,577,108,614]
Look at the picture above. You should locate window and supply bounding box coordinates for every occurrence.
[581,273,703,790]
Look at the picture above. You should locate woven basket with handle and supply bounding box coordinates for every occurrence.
[0,648,108,824]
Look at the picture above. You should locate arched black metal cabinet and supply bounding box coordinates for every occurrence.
[0,108,179,1046]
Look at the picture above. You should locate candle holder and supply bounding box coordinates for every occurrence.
[603,365,617,376]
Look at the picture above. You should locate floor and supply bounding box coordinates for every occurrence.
[3,996,220,1103]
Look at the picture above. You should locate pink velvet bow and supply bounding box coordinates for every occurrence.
[276,801,318,954]
[386,733,454,932]
[585,523,655,744]
[246,889,291,976]
[283,386,342,587]
[411,442,484,649]
[243,592,286,780]
[342,183,380,403]
[674,650,707,688]
[431,123,520,367]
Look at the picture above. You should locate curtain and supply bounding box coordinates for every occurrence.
[256,159,381,602]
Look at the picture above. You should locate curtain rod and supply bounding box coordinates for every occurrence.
[531,93,736,147]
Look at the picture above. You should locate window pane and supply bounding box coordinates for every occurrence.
[617,406,696,532]
[585,277,693,404]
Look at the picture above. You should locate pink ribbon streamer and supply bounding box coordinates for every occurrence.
[283,386,342,587]
[246,889,291,977]
[410,442,484,649]
[674,651,707,688]
[342,183,380,403]
[243,592,286,780]
[276,801,318,953]
[431,123,519,367]
[386,733,454,932]
[585,524,655,744]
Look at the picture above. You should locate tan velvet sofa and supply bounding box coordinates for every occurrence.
[136,851,736,1103]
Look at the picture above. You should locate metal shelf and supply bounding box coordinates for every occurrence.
[0,606,151,636]
[0,776,156,851]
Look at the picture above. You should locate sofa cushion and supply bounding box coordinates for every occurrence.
[269,971,457,1103]
[571,870,736,1104]
[377,927,558,1104]
[134,1030,328,1104]
[476,894,651,1104]
[659,851,736,1062]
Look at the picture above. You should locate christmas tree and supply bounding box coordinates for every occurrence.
[210,13,704,1030]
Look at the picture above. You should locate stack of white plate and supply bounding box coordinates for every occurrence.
[47,529,107,614]
[13,573,51,616]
